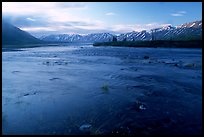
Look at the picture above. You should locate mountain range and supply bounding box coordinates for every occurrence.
[40,20,202,42]
[2,20,202,48]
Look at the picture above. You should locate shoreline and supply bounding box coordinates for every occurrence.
[93,40,202,48]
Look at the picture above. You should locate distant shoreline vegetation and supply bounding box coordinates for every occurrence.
[93,40,202,48]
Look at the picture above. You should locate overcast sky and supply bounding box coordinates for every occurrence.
[2,2,202,37]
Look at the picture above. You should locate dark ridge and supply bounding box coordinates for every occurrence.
[2,21,45,48]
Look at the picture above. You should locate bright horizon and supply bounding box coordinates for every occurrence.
[2,2,202,37]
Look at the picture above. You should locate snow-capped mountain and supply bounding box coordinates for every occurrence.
[117,30,152,41]
[40,20,202,42]
[41,34,83,42]
[152,20,202,41]
[40,33,114,42]
[82,33,114,42]
[176,20,202,29]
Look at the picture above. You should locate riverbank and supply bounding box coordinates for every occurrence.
[93,40,202,48]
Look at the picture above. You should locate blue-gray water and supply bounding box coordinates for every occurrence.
[2,43,202,135]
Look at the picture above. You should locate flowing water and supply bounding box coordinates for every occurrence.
[2,43,202,135]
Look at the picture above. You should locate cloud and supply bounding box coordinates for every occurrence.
[2,2,87,15]
[2,2,174,37]
[55,2,87,9]
[105,12,116,16]
[21,27,56,32]
[2,2,103,34]
[2,2,89,23]
[171,13,183,16]
[178,11,186,14]
[3,15,51,28]
[20,21,172,37]
[26,17,36,21]
[5,2,97,27]
[171,11,186,17]
[109,23,172,33]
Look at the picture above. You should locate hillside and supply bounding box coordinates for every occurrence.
[2,21,43,48]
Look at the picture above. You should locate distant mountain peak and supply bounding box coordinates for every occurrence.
[176,20,202,29]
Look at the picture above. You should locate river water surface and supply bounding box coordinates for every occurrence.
[2,43,202,135]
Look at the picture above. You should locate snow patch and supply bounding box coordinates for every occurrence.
[190,23,195,27]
